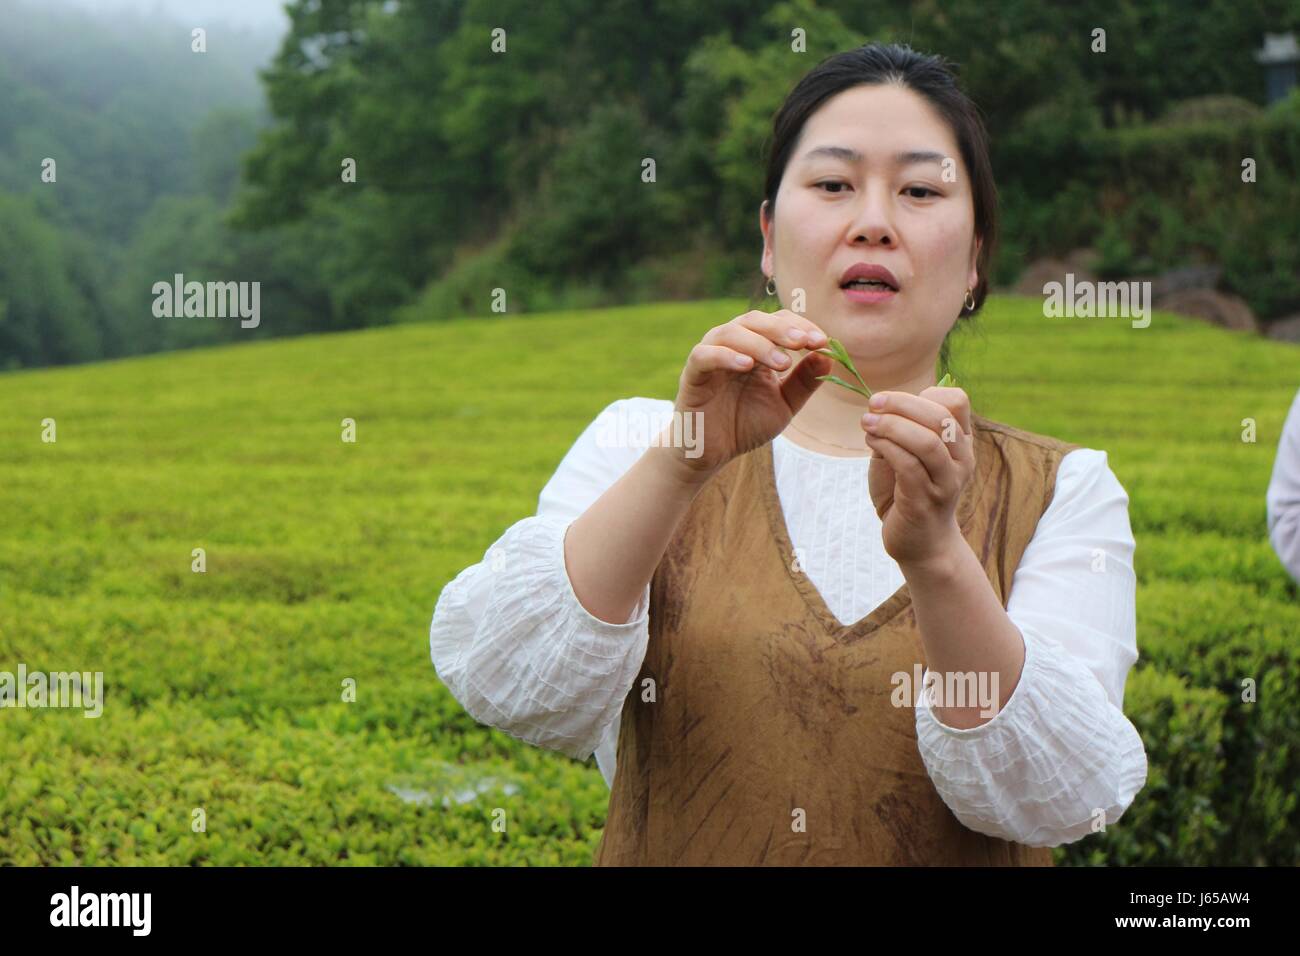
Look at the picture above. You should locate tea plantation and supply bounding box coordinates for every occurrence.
[1,297,1296,864]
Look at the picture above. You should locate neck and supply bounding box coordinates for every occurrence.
[781,350,936,458]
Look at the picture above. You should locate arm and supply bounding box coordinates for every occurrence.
[431,309,831,765]
[910,449,1148,847]
[1267,387,1300,584]
[429,398,706,760]
[563,426,712,625]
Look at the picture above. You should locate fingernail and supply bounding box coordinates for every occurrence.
[864,413,880,428]
[869,393,886,409]
[770,349,789,366]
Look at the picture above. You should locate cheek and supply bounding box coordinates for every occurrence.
[921,216,972,270]
[777,198,832,254]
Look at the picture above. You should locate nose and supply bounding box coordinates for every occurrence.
[846,180,895,246]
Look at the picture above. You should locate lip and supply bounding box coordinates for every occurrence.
[838,262,901,291]
[842,285,897,305]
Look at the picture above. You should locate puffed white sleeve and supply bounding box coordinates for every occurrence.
[1267,386,1300,585]
[914,448,1149,848]
[428,396,672,762]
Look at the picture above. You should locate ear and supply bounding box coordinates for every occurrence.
[760,200,774,278]
[966,234,982,292]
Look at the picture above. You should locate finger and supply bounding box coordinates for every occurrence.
[734,309,829,349]
[864,413,955,494]
[863,432,935,502]
[866,444,896,512]
[779,351,830,414]
[681,343,754,388]
[870,389,973,462]
[706,323,797,372]
[872,389,972,437]
[919,385,973,437]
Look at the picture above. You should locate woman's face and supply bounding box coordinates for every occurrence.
[760,82,980,385]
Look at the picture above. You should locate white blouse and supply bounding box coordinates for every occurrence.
[430,396,1149,848]
[1267,386,1300,584]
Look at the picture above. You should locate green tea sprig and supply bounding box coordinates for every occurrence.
[812,337,874,399]
[811,336,957,395]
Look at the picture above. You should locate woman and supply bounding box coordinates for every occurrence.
[430,42,1147,865]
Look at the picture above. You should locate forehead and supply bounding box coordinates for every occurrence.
[794,83,959,162]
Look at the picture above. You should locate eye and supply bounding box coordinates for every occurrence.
[904,186,939,199]
[814,181,851,194]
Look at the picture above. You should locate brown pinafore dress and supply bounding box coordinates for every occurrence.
[593,413,1081,866]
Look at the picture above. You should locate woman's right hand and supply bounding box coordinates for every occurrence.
[655,309,832,484]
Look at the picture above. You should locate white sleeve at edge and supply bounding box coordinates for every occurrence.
[429,397,672,760]
[914,448,1149,848]
[1267,387,1300,584]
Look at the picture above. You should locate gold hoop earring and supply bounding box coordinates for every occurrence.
[766,275,777,296]
[963,287,976,312]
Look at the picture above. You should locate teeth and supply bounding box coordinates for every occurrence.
[846,279,892,289]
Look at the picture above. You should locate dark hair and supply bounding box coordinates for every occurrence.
[756,42,998,372]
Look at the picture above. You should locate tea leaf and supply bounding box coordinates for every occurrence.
[813,337,872,397]
[811,337,958,397]
[814,373,872,399]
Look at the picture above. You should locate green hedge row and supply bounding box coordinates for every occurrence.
[3,298,1296,865]
[1062,582,1300,866]
[996,97,1300,322]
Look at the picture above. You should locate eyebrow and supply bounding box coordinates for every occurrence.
[800,145,947,167]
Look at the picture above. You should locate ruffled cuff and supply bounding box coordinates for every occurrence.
[914,625,1148,847]
[445,514,651,760]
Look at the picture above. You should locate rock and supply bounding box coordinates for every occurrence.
[1265,314,1300,343]
[1014,258,1096,297]
[1064,248,1100,273]
[1151,264,1222,299]
[1108,264,1221,300]
[1157,288,1259,332]
[1127,264,1228,324]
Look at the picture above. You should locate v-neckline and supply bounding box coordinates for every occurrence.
[755,425,988,643]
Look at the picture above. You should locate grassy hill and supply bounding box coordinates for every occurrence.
[1,296,1297,864]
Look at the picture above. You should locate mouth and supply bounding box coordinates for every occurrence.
[841,278,897,292]
[838,263,900,304]
[841,278,898,303]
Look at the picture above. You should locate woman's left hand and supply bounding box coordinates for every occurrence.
[862,386,976,569]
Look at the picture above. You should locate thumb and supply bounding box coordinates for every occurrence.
[779,351,830,414]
